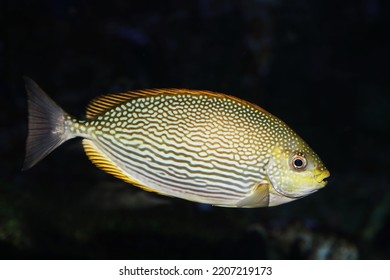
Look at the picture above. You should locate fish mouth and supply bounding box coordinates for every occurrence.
[316,170,330,186]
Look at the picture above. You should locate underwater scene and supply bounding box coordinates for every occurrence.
[1,0,389,259]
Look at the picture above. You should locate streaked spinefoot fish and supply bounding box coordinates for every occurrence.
[23,78,330,207]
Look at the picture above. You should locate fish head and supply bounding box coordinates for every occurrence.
[265,143,330,199]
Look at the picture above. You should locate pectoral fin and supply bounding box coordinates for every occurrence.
[236,182,270,208]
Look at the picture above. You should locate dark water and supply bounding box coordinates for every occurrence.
[1,0,389,259]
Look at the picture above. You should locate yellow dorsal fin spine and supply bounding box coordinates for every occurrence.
[85,89,173,118]
[82,139,162,194]
[86,92,137,119]
[85,88,269,119]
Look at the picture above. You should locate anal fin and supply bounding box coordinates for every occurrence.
[236,182,270,208]
[82,139,160,194]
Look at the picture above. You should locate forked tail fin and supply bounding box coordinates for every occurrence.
[22,77,75,170]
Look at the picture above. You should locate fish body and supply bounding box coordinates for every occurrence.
[23,78,329,207]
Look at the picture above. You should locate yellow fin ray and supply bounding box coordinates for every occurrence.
[86,88,267,119]
[82,139,160,194]
[86,92,142,119]
[236,182,270,208]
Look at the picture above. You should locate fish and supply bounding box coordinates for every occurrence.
[22,77,330,208]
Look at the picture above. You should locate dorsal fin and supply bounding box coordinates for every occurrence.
[85,91,148,119]
[86,88,268,119]
[85,89,222,119]
[82,139,162,195]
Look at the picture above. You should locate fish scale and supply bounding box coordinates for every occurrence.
[23,78,330,208]
[90,96,263,201]
[76,94,279,204]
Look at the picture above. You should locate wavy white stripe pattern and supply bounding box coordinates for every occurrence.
[79,92,288,206]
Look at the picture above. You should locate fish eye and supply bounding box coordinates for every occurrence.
[292,154,307,170]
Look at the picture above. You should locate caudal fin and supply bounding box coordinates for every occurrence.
[23,77,74,170]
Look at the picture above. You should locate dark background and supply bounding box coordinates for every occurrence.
[1,0,389,259]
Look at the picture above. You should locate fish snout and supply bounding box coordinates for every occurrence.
[315,169,330,187]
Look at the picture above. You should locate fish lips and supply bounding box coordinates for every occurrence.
[316,170,330,186]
